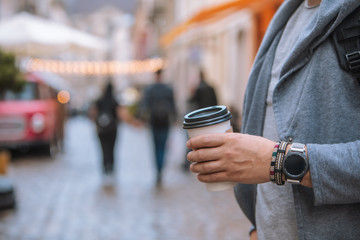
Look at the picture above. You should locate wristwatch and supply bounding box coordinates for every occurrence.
[282,143,309,184]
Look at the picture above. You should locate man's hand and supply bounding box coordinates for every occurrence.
[187,133,275,184]
[250,230,257,240]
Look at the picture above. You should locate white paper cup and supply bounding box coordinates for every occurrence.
[183,105,237,192]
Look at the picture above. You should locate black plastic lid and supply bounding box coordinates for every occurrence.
[183,105,232,129]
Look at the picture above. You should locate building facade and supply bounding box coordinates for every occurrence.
[134,0,283,126]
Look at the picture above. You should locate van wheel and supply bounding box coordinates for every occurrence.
[44,139,59,159]
[49,141,58,159]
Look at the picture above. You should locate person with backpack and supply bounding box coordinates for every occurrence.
[92,80,120,185]
[186,0,360,239]
[141,69,176,186]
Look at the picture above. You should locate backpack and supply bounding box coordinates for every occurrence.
[147,84,174,127]
[333,6,360,83]
[96,101,117,134]
[151,98,172,126]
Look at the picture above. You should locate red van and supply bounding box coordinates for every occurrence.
[0,72,65,157]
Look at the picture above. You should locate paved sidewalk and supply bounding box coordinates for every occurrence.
[0,116,251,240]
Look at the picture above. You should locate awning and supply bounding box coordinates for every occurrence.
[160,0,283,47]
[0,12,107,57]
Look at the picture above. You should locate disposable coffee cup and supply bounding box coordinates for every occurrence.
[183,105,236,192]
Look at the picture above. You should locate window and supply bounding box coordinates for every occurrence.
[0,82,39,101]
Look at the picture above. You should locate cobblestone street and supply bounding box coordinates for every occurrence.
[0,116,251,240]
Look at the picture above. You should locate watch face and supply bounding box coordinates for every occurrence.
[283,153,308,179]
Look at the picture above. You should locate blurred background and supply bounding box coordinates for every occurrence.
[0,0,283,239]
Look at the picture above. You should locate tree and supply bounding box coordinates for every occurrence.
[0,50,25,94]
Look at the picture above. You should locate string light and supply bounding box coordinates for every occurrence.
[26,58,166,76]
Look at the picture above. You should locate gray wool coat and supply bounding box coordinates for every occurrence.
[234,0,360,239]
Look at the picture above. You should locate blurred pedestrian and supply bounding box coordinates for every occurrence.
[141,69,176,186]
[189,70,218,109]
[90,80,120,185]
[182,70,218,171]
[187,0,360,239]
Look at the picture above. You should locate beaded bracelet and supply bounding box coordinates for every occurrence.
[270,141,280,183]
[278,141,290,185]
[274,141,289,185]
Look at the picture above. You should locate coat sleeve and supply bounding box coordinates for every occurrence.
[307,140,360,205]
[234,183,257,227]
